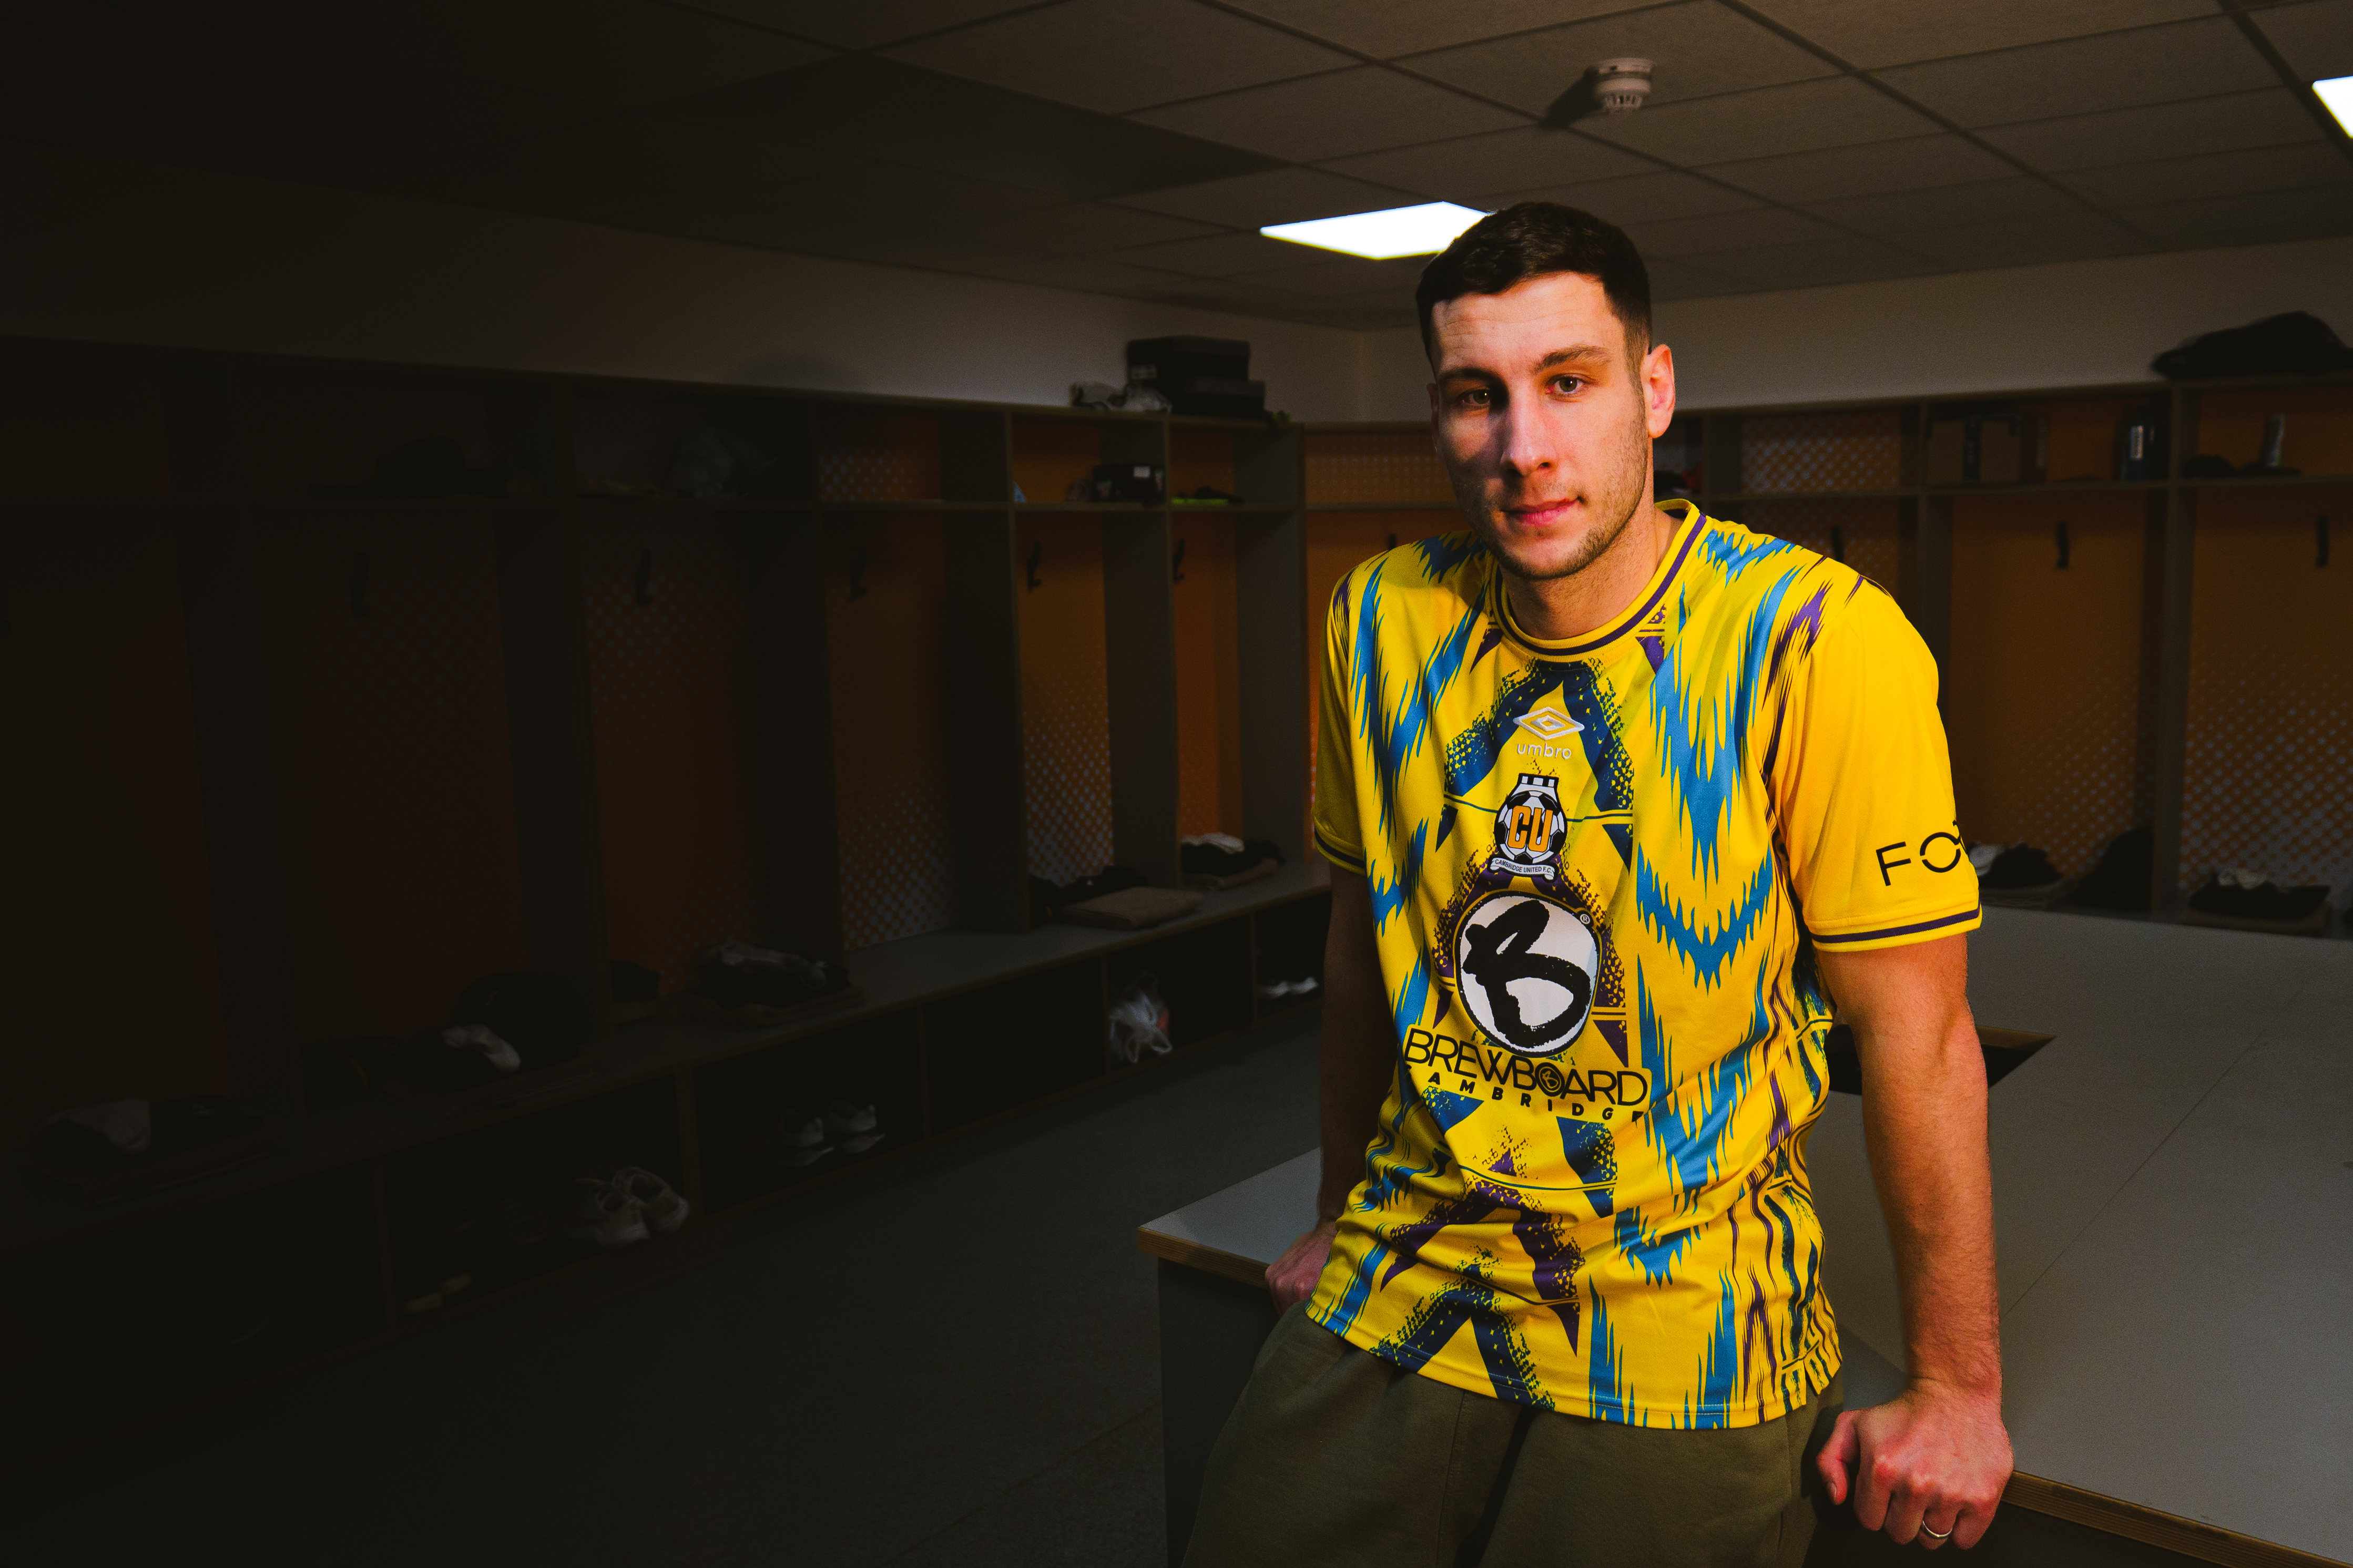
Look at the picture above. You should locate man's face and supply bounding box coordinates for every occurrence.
[1427,271,1676,582]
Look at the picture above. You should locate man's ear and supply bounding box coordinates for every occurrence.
[1643,343,1676,440]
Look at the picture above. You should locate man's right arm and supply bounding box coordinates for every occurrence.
[1267,866,1393,1309]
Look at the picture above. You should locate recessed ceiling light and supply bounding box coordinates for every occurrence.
[1260,202,1489,260]
[2317,75,2353,137]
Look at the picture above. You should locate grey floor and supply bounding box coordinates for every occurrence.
[6,1014,1321,1567]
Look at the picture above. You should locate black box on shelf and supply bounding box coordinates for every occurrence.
[1158,376,1266,419]
[1127,336,1250,386]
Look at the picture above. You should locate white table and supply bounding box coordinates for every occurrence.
[1140,910,2353,1568]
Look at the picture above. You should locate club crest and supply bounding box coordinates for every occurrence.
[1490,772,1568,877]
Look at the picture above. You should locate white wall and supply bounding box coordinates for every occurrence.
[1351,234,2353,418]
[0,140,1369,420]
[14,137,2350,425]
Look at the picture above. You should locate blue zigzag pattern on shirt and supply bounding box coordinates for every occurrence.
[1588,1285,1631,1424]
[1687,1273,1743,1429]
[1613,1205,1700,1286]
[1442,662,1566,797]
[1369,818,1427,934]
[1352,562,1480,836]
[1634,849,1776,990]
[1390,952,1432,1043]
[1647,557,1801,882]
[1638,966,1761,1199]
[1700,528,1798,576]
[1415,531,1483,579]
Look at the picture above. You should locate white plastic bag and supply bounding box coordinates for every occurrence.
[1107,973,1172,1065]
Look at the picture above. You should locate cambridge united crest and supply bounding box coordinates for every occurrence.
[1489,773,1567,878]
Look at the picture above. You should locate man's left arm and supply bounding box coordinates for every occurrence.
[1814,933,2013,1551]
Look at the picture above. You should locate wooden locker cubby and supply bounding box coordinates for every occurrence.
[1945,490,2161,877]
[2175,482,2353,899]
[692,1011,923,1215]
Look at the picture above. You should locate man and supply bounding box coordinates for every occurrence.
[1184,203,2012,1565]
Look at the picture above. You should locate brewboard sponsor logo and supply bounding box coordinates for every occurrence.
[1404,1026,1651,1122]
[1454,890,1596,1058]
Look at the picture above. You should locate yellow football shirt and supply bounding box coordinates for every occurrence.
[1308,500,1979,1428]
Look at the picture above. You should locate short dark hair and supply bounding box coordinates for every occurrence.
[1415,202,1651,360]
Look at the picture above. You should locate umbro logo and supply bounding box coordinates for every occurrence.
[1513,709,1584,741]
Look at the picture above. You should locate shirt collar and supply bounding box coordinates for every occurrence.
[1493,499,1703,658]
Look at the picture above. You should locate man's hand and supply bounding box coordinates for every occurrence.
[1818,1382,2013,1549]
[1267,1218,1337,1310]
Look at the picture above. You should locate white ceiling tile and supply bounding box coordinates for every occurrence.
[1130,68,1524,163]
[1111,230,1332,277]
[1676,235,1944,290]
[1114,166,1415,226]
[141,0,388,34]
[883,0,1351,115]
[418,116,864,210]
[331,0,830,109]
[1230,253,1431,297]
[2249,0,2353,80]
[770,163,1070,222]
[1580,76,1940,165]
[2111,181,2353,245]
[1219,0,1656,60]
[1645,255,1746,300]
[959,253,1199,294]
[676,0,1033,50]
[1978,88,2324,170]
[184,46,602,154]
[1874,17,2276,128]
[1318,127,1652,200]
[2057,142,2353,207]
[1,6,270,111]
[1621,206,1846,258]
[1407,1,1838,117]
[1477,170,1761,226]
[1888,210,2150,269]
[1696,135,2018,203]
[1742,0,2222,70]
[993,203,1226,251]
[1800,176,2080,234]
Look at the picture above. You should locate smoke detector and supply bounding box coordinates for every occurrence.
[1591,58,1654,114]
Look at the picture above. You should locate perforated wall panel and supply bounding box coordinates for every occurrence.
[1738,410,1902,493]
[829,514,960,949]
[1017,514,1113,886]
[2179,487,2353,899]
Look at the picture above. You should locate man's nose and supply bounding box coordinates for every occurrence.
[1499,407,1556,477]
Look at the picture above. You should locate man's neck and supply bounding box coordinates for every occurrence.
[1503,500,1681,642]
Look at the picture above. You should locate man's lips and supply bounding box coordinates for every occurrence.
[1502,498,1581,528]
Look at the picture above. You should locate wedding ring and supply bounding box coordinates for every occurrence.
[1921,1523,1953,1541]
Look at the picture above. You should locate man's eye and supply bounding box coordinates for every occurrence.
[1552,376,1585,395]
[1456,388,1491,408]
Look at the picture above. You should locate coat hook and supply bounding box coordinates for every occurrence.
[350,551,370,618]
[1386,532,1398,549]
[1172,537,1187,583]
[2055,520,2070,569]
[849,544,869,600]
[1026,539,1044,590]
[2320,514,2331,568]
[1830,525,1846,562]
[633,546,653,606]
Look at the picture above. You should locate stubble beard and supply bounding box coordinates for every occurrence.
[1458,421,1654,586]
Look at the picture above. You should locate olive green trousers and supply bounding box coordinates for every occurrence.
[1183,1305,1843,1568]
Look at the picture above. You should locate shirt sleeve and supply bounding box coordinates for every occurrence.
[1312,573,1367,875]
[1771,579,1980,951]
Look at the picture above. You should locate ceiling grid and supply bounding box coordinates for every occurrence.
[2,0,2346,328]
